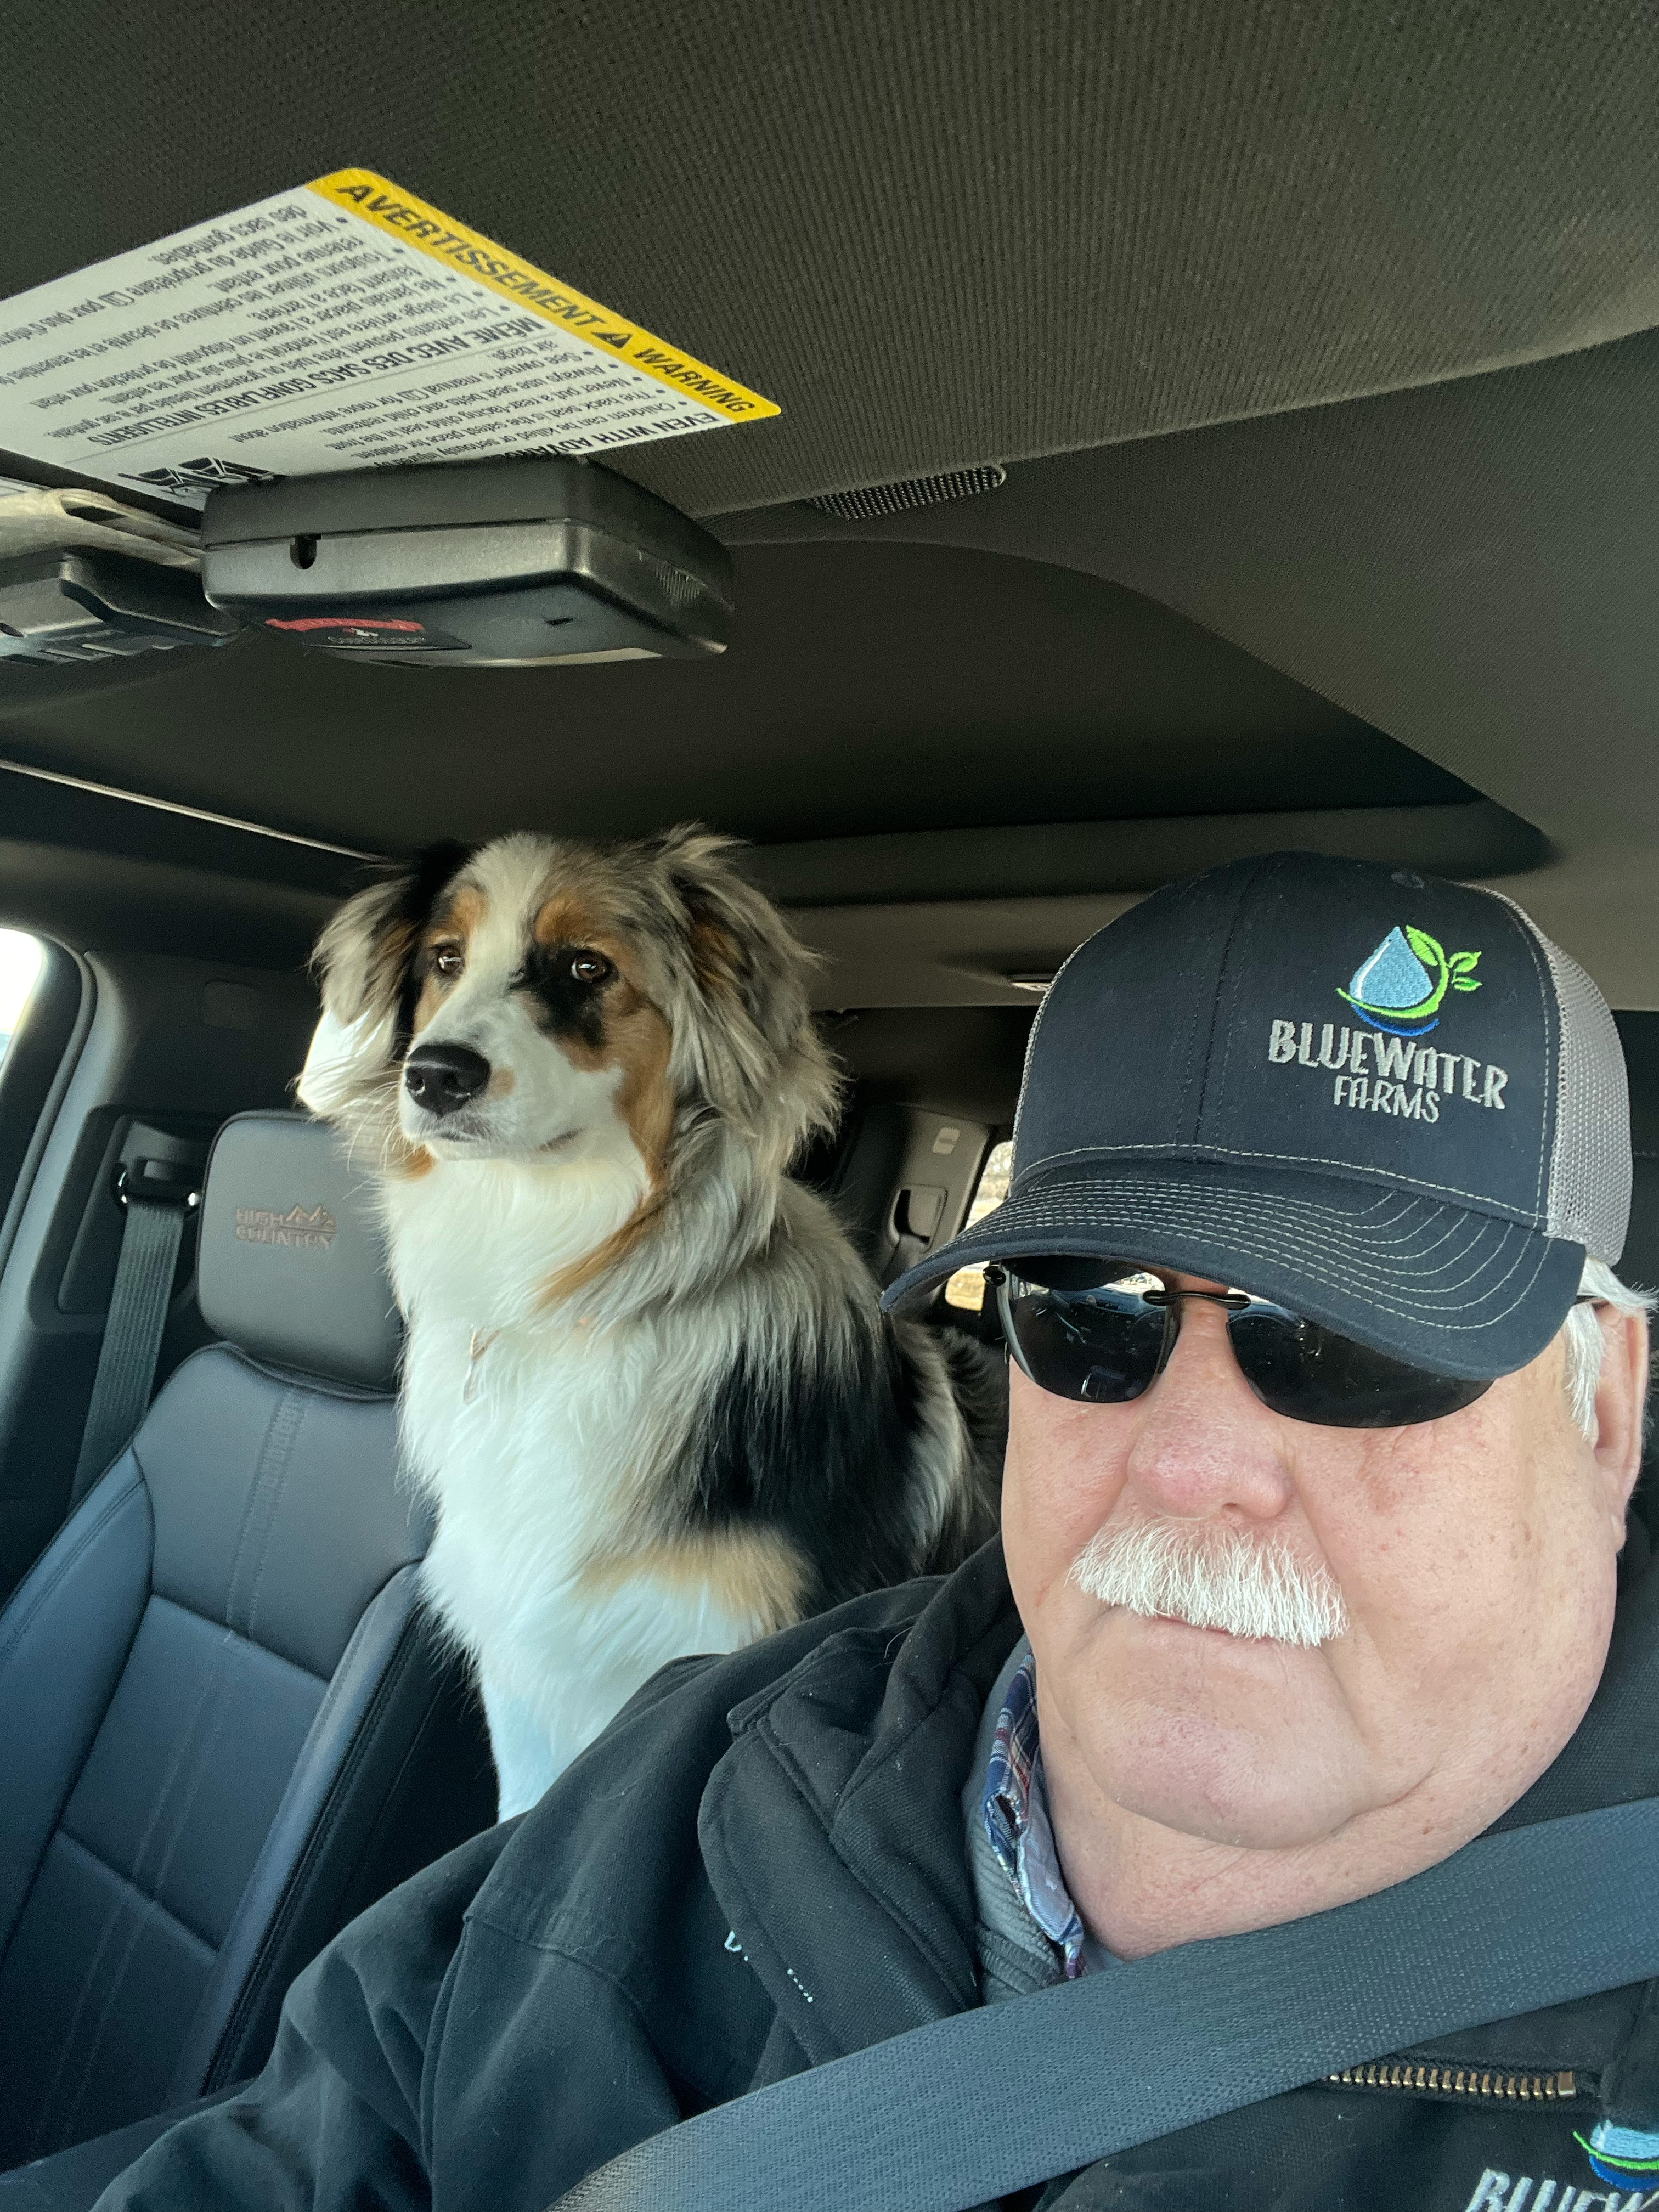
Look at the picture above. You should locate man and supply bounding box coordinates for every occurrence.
[88,853,1657,2210]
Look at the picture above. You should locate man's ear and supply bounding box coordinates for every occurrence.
[301,843,470,1113]
[1590,1304,1651,1534]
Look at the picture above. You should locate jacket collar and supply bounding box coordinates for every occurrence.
[700,1540,1021,2063]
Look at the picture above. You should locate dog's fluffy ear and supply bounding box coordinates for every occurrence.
[652,825,840,1161]
[300,843,470,1116]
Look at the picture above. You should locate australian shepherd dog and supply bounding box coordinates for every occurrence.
[299,826,1001,1815]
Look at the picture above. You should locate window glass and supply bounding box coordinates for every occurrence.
[0,932,44,1075]
[944,1139,1012,1311]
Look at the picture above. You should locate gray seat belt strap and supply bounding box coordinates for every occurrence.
[70,1163,199,1505]
[556,1795,1659,2212]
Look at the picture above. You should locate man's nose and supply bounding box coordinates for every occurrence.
[1125,1303,1296,1520]
[404,1042,492,1116]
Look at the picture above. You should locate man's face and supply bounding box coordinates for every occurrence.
[1002,1269,1648,1876]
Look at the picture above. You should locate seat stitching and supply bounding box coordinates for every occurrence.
[0,1469,144,1670]
[30,1611,232,2149]
[54,1884,168,2149]
[126,1622,238,1895]
[65,1638,246,2143]
[48,1827,217,1957]
[227,1388,306,1638]
[143,1591,327,1685]
[222,1395,287,1625]
[45,1618,235,2149]
[223,1341,396,1403]
[241,1396,308,1643]
[0,1471,150,2022]
[25,1855,130,2160]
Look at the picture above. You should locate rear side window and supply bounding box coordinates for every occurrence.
[0,932,43,1074]
[945,1140,1012,1311]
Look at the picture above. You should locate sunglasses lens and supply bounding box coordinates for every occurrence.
[1227,1307,1495,1429]
[996,1262,1497,1427]
[998,1265,1170,1405]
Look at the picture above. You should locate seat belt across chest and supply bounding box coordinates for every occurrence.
[554,1793,1659,2212]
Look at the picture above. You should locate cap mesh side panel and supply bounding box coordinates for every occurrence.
[1534,926,1632,1259]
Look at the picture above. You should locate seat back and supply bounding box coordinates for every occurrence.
[0,1110,494,2167]
[821,1103,993,1286]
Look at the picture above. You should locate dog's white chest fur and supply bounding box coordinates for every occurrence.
[301,826,983,1824]
[388,1159,775,1816]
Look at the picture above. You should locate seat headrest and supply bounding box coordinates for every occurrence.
[198,1111,401,1391]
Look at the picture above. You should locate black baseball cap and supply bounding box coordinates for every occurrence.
[883,852,1632,1379]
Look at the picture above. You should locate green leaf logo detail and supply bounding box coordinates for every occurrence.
[1404,926,1442,967]
[1338,924,1483,1034]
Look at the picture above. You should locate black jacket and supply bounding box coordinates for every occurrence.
[100,1534,1659,2212]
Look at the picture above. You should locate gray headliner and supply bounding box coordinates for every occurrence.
[722,329,1659,1004]
[4,1,1659,1006]
[7,1,1659,508]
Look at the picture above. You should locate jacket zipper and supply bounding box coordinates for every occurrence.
[1326,2061,1582,2104]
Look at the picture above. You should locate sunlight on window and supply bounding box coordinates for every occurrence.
[0,931,44,1071]
[944,1140,1012,1312]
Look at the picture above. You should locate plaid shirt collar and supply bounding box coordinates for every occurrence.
[981,1649,1090,1978]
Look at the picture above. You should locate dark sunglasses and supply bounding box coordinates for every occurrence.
[987,1260,1498,1430]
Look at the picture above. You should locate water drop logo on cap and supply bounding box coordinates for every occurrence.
[1338,925,1483,1039]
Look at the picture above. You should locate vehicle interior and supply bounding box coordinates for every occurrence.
[3,0,1659,2197]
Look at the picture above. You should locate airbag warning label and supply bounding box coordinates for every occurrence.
[0,169,778,507]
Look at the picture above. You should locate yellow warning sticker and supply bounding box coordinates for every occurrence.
[311,170,777,424]
[0,170,776,507]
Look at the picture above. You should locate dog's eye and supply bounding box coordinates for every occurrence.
[568,950,613,985]
[433,946,465,977]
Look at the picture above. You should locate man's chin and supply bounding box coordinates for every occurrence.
[1102,1746,1355,1852]
[1066,1615,1362,1849]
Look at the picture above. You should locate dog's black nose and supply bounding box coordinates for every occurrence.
[404,1043,492,1117]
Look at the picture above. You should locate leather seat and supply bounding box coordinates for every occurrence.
[0,1110,494,2170]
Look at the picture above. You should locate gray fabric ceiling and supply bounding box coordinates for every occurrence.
[718,325,1659,1002]
[5,0,1659,518]
[6,1,1659,1008]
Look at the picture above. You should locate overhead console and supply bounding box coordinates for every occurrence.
[0,456,733,673]
[199,455,733,667]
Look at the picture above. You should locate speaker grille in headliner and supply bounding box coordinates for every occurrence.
[808,465,1007,522]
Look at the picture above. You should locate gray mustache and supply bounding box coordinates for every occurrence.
[1069,1517,1349,1647]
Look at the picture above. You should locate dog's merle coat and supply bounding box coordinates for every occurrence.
[301,826,1001,1813]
